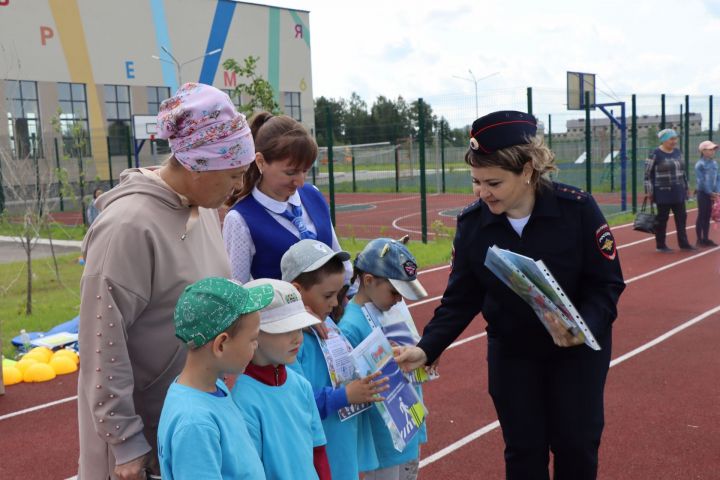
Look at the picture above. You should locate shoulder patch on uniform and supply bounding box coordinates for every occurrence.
[457,200,483,221]
[595,223,617,260]
[553,182,588,203]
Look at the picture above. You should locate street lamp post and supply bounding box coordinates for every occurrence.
[453,70,500,118]
[152,47,222,86]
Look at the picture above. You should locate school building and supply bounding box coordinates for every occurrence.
[0,0,314,180]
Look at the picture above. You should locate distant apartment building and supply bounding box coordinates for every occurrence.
[551,113,702,141]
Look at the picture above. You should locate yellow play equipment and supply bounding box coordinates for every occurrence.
[2,347,80,386]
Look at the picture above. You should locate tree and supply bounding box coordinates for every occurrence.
[370,95,412,144]
[344,92,372,145]
[409,99,438,143]
[222,56,280,116]
[314,96,346,147]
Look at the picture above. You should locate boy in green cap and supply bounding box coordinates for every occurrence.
[158,277,274,480]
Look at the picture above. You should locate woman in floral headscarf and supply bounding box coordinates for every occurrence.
[77,83,255,480]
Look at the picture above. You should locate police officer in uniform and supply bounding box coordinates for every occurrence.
[395,111,625,480]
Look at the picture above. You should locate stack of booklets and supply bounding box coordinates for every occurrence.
[484,245,600,350]
[350,328,427,452]
[361,302,439,384]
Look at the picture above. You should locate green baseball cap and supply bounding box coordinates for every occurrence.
[174,277,274,348]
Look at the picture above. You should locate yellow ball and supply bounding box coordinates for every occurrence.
[28,346,53,363]
[2,365,23,386]
[23,362,56,382]
[23,352,50,364]
[52,349,80,365]
[49,356,78,375]
[16,357,39,374]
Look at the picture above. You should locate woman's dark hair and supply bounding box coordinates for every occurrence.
[464,136,557,189]
[93,188,103,199]
[226,113,318,206]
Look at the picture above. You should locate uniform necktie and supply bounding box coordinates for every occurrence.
[279,204,317,240]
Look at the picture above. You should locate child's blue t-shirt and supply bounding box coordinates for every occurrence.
[339,301,427,469]
[232,367,326,480]
[157,379,265,480]
[290,330,380,478]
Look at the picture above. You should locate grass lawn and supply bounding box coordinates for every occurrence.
[0,221,87,241]
[0,253,83,356]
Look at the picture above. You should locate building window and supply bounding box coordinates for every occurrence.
[223,89,243,111]
[284,92,301,121]
[5,80,42,158]
[146,86,171,115]
[58,82,91,157]
[105,85,131,155]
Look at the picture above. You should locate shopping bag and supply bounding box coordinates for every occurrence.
[712,196,720,223]
[633,197,656,234]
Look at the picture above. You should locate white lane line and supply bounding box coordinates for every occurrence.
[419,303,720,469]
[0,395,77,422]
[3,236,713,422]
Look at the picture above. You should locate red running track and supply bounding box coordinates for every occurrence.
[1,210,717,479]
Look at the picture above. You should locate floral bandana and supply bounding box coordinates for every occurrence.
[157,83,255,171]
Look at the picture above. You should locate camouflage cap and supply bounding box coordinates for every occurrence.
[174,277,274,348]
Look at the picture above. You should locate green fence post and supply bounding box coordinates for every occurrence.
[527,87,533,116]
[54,137,64,212]
[660,94,666,130]
[325,106,336,226]
[548,114,552,151]
[684,95,690,178]
[440,119,446,194]
[77,140,87,226]
[585,91,592,194]
[710,95,714,142]
[126,128,133,169]
[351,152,356,193]
[632,94,637,213]
[610,110,616,191]
[0,142,4,214]
[106,136,114,188]
[31,134,42,216]
[394,146,400,193]
[418,99,428,244]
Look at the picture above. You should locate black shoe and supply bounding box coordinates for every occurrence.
[679,244,698,251]
[702,239,718,247]
[656,246,673,253]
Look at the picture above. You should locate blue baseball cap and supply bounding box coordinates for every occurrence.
[354,238,428,301]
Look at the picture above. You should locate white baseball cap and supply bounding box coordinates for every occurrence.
[244,278,320,334]
[698,140,719,152]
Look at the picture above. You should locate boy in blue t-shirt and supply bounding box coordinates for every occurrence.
[281,239,390,480]
[339,238,429,480]
[232,278,331,480]
[695,140,720,247]
[158,277,274,480]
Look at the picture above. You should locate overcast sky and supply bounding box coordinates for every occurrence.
[258,0,720,127]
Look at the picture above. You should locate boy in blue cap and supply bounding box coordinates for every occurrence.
[158,277,274,480]
[339,238,429,480]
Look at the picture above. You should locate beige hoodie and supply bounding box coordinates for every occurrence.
[77,168,231,479]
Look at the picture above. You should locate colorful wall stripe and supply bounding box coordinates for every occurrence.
[149,0,177,93]
[268,7,281,106]
[289,10,310,49]
[198,0,236,86]
[48,0,108,176]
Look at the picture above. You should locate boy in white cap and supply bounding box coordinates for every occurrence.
[339,238,429,480]
[158,277,274,480]
[231,278,331,480]
[282,239,390,479]
[695,140,720,247]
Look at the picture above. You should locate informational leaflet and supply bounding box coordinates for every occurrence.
[361,302,439,384]
[484,245,600,350]
[350,328,427,452]
[312,318,372,421]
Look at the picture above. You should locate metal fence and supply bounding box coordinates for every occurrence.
[1,87,716,240]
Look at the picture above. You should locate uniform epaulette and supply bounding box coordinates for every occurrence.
[553,182,588,203]
[457,200,483,221]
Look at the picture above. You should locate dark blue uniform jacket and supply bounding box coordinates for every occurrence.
[418,182,626,362]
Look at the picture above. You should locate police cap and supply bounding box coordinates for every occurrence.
[469,110,537,154]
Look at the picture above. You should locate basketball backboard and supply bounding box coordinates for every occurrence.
[132,115,158,140]
[567,72,596,110]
